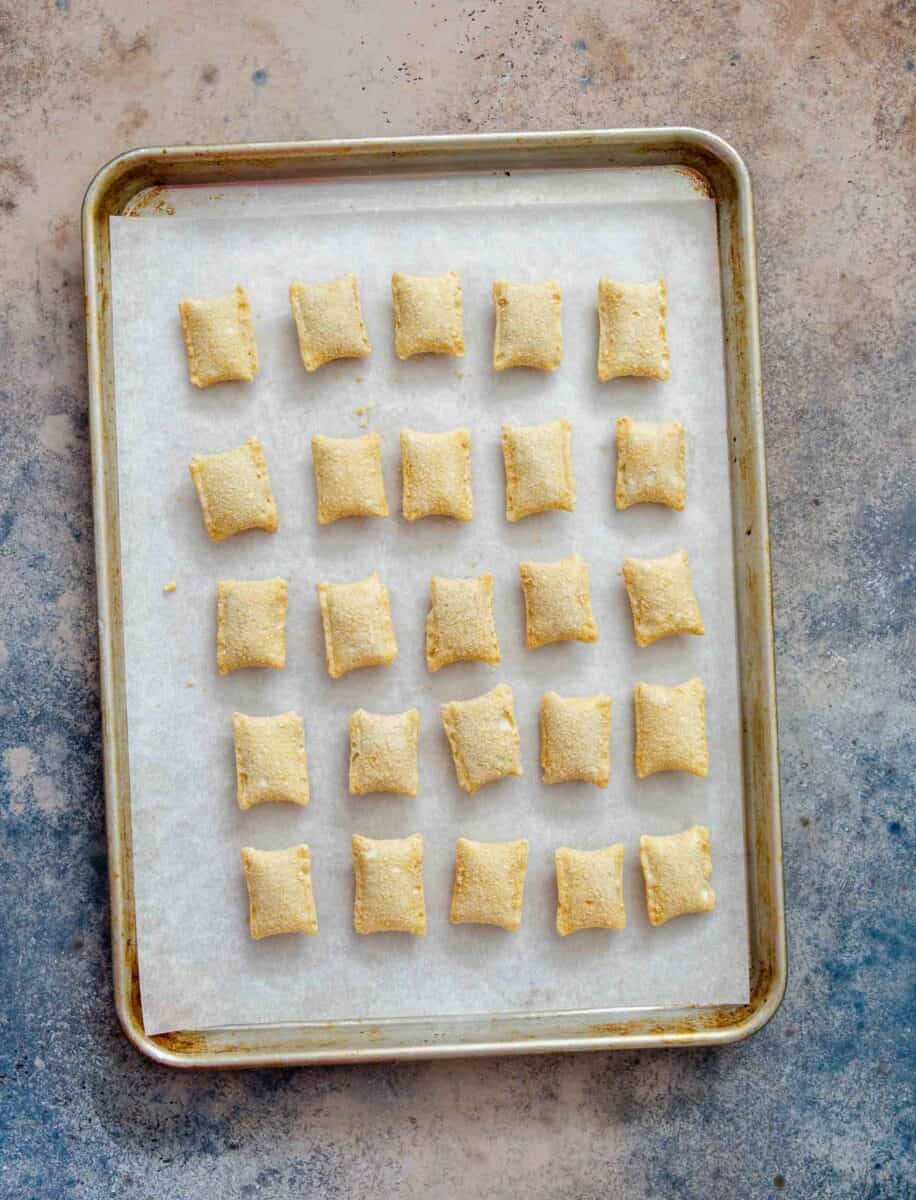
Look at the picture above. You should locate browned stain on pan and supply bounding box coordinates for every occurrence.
[154,1030,212,1055]
[124,186,175,217]
[673,165,715,198]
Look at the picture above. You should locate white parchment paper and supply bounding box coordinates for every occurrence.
[109,169,749,1035]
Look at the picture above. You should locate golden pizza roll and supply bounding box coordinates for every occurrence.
[540,691,611,787]
[555,844,626,935]
[400,427,473,521]
[317,573,398,679]
[440,684,522,794]
[240,844,318,938]
[179,286,258,387]
[450,837,529,930]
[492,279,563,371]
[622,550,705,647]
[232,711,309,810]
[634,678,709,778]
[351,833,426,935]
[426,574,500,672]
[391,271,465,358]
[289,273,371,371]
[615,417,686,510]
[519,554,598,649]
[311,432,389,524]
[348,708,420,796]
[597,278,670,381]
[639,826,716,926]
[189,437,278,542]
[216,578,288,675]
[501,419,575,522]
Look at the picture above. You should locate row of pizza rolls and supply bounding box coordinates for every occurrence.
[189,419,687,542]
[178,274,671,386]
[240,826,716,939]
[233,680,709,812]
[213,555,704,682]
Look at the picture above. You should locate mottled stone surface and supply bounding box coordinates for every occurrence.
[1,2,913,1197]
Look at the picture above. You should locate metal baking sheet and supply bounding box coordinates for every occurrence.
[82,130,785,1066]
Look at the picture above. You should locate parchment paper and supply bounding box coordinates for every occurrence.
[109,169,749,1036]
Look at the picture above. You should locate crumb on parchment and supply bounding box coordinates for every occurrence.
[163,581,177,593]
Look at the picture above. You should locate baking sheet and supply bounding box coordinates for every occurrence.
[109,170,749,1036]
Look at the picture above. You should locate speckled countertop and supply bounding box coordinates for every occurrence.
[1,3,913,1197]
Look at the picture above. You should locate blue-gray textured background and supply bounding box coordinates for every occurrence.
[1,3,913,1197]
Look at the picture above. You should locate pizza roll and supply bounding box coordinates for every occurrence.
[232,711,309,810]
[501,419,575,522]
[240,845,317,938]
[348,708,420,796]
[634,678,708,778]
[639,826,716,926]
[622,550,705,647]
[519,555,598,649]
[440,684,522,794]
[311,432,389,524]
[555,844,626,935]
[216,578,288,675]
[540,691,611,787]
[400,428,473,521]
[189,437,278,542]
[289,273,371,371]
[597,278,670,381]
[492,280,563,371]
[426,574,500,672]
[391,271,465,358]
[317,573,398,678]
[450,837,529,930]
[351,833,426,935]
[615,417,686,510]
[179,286,258,387]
